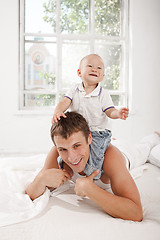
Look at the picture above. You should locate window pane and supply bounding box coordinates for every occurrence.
[25,36,56,43]
[59,93,65,101]
[111,95,125,106]
[25,40,56,90]
[95,0,121,36]
[62,40,90,88]
[25,0,55,33]
[60,0,89,33]
[21,0,128,109]
[24,94,55,107]
[95,41,121,90]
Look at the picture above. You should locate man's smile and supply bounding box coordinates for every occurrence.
[71,158,82,166]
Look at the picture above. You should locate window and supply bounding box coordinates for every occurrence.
[19,0,129,110]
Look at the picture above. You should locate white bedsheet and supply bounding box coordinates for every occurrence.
[0,155,160,240]
[0,155,49,227]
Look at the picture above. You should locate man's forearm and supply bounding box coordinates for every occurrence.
[85,183,143,221]
[26,168,70,200]
[25,171,46,201]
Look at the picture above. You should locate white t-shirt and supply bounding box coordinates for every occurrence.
[65,83,114,131]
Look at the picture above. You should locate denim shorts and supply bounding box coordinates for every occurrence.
[57,129,112,180]
[83,129,112,180]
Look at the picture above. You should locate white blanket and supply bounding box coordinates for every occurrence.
[0,154,160,229]
[0,155,48,227]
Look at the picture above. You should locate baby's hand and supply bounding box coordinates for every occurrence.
[118,107,129,120]
[52,112,66,124]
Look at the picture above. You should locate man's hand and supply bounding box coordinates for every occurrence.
[118,107,129,120]
[74,170,100,197]
[63,162,74,179]
[43,168,71,189]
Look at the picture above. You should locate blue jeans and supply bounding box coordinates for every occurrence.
[83,129,112,180]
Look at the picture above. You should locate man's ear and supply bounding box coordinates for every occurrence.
[88,132,92,145]
[77,69,81,77]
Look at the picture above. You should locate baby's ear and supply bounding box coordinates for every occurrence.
[77,69,81,77]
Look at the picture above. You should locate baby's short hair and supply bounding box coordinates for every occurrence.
[79,53,104,69]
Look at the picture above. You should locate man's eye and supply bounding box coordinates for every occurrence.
[88,64,92,67]
[59,148,66,152]
[74,144,80,148]
[97,66,102,69]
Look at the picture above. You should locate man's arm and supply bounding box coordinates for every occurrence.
[25,147,71,200]
[75,144,143,221]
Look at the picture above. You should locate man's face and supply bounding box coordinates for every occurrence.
[54,131,92,173]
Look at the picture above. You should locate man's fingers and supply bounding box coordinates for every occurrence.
[88,169,100,180]
[63,169,72,180]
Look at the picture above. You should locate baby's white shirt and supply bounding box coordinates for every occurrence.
[65,83,114,131]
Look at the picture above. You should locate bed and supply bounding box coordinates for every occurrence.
[0,145,160,240]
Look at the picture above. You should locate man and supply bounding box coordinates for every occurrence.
[26,111,143,221]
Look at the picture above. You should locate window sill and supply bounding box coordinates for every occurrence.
[15,109,54,116]
[15,108,136,117]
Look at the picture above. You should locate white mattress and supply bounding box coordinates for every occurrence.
[0,155,160,240]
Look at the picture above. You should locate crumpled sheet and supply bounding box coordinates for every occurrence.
[0,155,46,227]
[0,154,155,227]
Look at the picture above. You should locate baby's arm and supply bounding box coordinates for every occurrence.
[52,97,71,124]
[105,107,129,120]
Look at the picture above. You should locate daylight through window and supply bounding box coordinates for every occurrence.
[20,0,129,109]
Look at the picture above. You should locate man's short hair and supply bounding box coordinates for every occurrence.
[51,111,90,144]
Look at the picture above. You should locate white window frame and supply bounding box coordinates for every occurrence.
[19,0,129,111]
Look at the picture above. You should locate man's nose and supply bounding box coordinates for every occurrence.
[68,150,78,163]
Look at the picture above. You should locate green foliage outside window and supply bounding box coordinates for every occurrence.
[39,71,56,86]
[39,0,121,106]
[42,0,120,35]
[43,0,89,33]
[36,72,56,106]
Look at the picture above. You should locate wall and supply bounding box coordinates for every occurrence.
[113,0,160,141]
[0,0,160,154]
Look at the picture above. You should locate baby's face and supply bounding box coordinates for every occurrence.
[78,55,104,85]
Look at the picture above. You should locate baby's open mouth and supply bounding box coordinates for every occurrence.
[89,73,98,77]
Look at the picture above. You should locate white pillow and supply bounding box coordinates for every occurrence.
[148,144,160,167]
